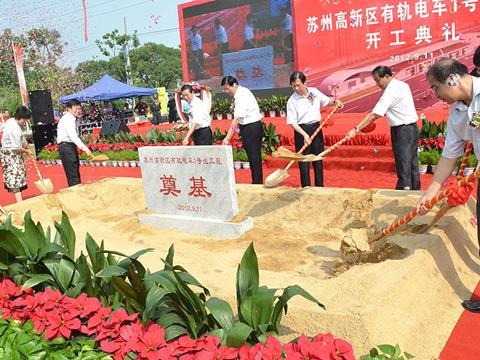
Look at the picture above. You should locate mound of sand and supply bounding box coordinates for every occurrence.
[5,178,479,359]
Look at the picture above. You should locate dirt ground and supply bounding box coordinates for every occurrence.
[5,178,479,359]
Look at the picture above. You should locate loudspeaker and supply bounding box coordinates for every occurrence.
[32,123,57,153]
[29,90,54,125]
[100,120,130,136]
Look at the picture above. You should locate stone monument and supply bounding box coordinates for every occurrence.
[138,145,253,238]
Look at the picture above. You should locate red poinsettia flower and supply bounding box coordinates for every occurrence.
[261,336,283,360]
[239,342,264,360]
[83,306,112,336]
[134,323,167,359]
[333,338,355,360]
[65,293,101,319]
[45,311,81,340]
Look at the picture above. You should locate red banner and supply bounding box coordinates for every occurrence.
[292,0,480,111]
[12,43,28,106]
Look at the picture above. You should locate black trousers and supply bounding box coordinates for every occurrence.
[59,142,81,187]
[294,123,324,187]
[219,42,229,54]
[391,123,421,190]
[193,50,205,79]
[240,121,264,184]
[193,127,213,145]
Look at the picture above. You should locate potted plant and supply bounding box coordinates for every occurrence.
[430,150,441,173]
[464,154,477,175]
[257,98,266,117]
[236,149,249,169]
[232,149,243,170]
[418,150,430,174]
[276,95,288,117]
[264,98,277,117]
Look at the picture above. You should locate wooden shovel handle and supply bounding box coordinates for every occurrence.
[283,104,342,172]
[371,167,480,243]
[30,155,44,181]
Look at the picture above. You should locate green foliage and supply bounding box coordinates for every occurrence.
[0,87,22,115]
[361,344,414,360]
[211,99,233,115]
[1,213,324,347]
[206,243,324,346]
[262,123,281,154]
[419,116,447,139]
[418,150,440,165]
[233,149,248,162]
[467,154,478,168]
[0,318,111,359]
[212,128,227,142]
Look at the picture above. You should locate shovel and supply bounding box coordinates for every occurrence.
[89,154,110,162]
[31,156,54,194]
[264,104,342,188]
[342,168,480,263]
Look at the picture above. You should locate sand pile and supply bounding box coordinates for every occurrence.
[4,178,479,359]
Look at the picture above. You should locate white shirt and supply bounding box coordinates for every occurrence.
[57,111,89,152]
[1,118,26,150]
[234,86,262,125]
[191,33,202,52]
[442,76,480,159]
[189,96,211,129]
[215,25,228,44]
[283,14,293,34]
[243,24,254,41]
[372,78,418,127]
[286,87,331,125]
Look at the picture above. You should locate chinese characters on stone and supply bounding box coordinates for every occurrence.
[305,0,475,48]
[159,175,213,198]
[235,65,264,81]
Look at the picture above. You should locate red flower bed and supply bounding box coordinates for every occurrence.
[0,278,355,359]
[418,137,444,151]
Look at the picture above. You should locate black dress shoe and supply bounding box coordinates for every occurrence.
[462,300,480,313]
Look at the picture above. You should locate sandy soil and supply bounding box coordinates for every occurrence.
[4,177,479,359]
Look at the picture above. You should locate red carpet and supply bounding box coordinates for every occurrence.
[440,282,480,359]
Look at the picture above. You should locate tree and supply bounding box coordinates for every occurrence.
[95,29,139,83]
[76,59,112,87]
[130,43,182,89]
[25,28,65,66]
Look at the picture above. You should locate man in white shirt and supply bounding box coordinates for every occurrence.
[242,14,255,49]
[346,65,420,190]
[221,76,264,184]
[180,84,213,146]
[214,18,229,54]
[287,71,342,187]
[416,58,480,313]
[190,25,205,80]
[57,99,92,186]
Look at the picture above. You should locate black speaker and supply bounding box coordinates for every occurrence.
[100,120,131,136]
[29,90,54,125]
[32,123,57,153]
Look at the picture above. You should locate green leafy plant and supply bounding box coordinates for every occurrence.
[262,122,281,154]
[430,150,441,166]
[206,243,324,347]
[212,128,227,142]
[0,318,111,359]
[466,154,478,168]
[417,151,430,165]
[419,116,447,139]
[361,344,414,360]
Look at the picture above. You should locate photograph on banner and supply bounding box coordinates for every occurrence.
[178,0,294,91]
[293,0,480,112]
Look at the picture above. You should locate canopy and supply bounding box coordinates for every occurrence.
[59,75,157,103]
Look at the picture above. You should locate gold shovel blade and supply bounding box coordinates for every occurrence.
[35,178,54,194]
[264,169,290,188]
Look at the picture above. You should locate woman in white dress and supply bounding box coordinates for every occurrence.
[1,106,33,202]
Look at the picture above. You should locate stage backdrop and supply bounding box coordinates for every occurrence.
[179,0,480,111]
